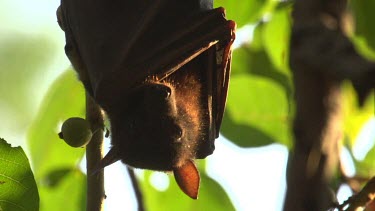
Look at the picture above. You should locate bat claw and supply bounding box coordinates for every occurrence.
[91,147,120,176]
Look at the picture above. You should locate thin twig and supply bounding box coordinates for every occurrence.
[341,177,375,211]
[86,93,105,211]
[126,167,145,211]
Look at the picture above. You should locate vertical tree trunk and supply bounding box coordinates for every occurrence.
[284,0,348,210]
[284,71,342,211]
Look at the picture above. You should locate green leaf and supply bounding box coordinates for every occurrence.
[351,36,375,61]
[342,83,374,148]
[342,83,375,178]
[0,138,39,211]
[221,74,292,147]
[231,46,292,98]
[350,0,375,51]
[354,145,375,177]
[215,0,262,27]
[27,70,86,178]
[262,6,291,73]
[215,0,278,27]
[250,23,264,51]
[140,170,234,211]
[39,169,86,211]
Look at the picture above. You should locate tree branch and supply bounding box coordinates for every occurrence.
[126,167,145,211]
[85,93,105,211]
[284,0,362,210]
[338,177,375,211]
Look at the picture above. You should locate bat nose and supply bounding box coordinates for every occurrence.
[171,124,183,141]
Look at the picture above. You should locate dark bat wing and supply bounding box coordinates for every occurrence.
[60,0,234,107]
[215,35,235,138]
[59,0,159,97]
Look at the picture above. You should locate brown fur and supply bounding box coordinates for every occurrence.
[106,62,204,171]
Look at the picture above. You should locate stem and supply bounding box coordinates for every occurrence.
[85,93,105,211]
[126,167,145,211]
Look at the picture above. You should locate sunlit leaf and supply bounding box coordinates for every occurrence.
[231,46,254,76]
[215,0,278,27]
[342,84,375,178]
[215,0,262,27]
[250,23,264,51]
[354,146,375,177]
[221,74,291,147]
[342,83,374,148]
[140,170,234,211]
[351,36,375,61]
[27,70,85,178]
[262,6,291,73]
[231,46,292,96]
[0,138,39,211]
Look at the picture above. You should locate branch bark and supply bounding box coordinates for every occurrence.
[339,177,375,211]
[85,93,105,211]
[284,0,375,210]
[126,167,145,211]
[284,70,342,211]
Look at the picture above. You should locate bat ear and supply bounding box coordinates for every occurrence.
[91,147,120,175]
[173,160,200,199]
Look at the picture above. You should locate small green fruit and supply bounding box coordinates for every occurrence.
[60,117,92,147]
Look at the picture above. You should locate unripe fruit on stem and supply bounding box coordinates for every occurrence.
[59,117,92,147]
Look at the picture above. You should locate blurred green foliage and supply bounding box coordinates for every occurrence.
[1,0,375,210]
[350,0,375,52]
[140,170,235,211]
[0,34,56,143]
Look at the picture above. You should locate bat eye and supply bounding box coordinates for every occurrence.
[174,125,183,141]
[162,86,172,99]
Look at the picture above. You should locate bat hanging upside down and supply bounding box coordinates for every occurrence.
[57,0,235,199]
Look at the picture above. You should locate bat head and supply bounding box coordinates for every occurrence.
[99,72,203,171]
[94,67,204,199]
